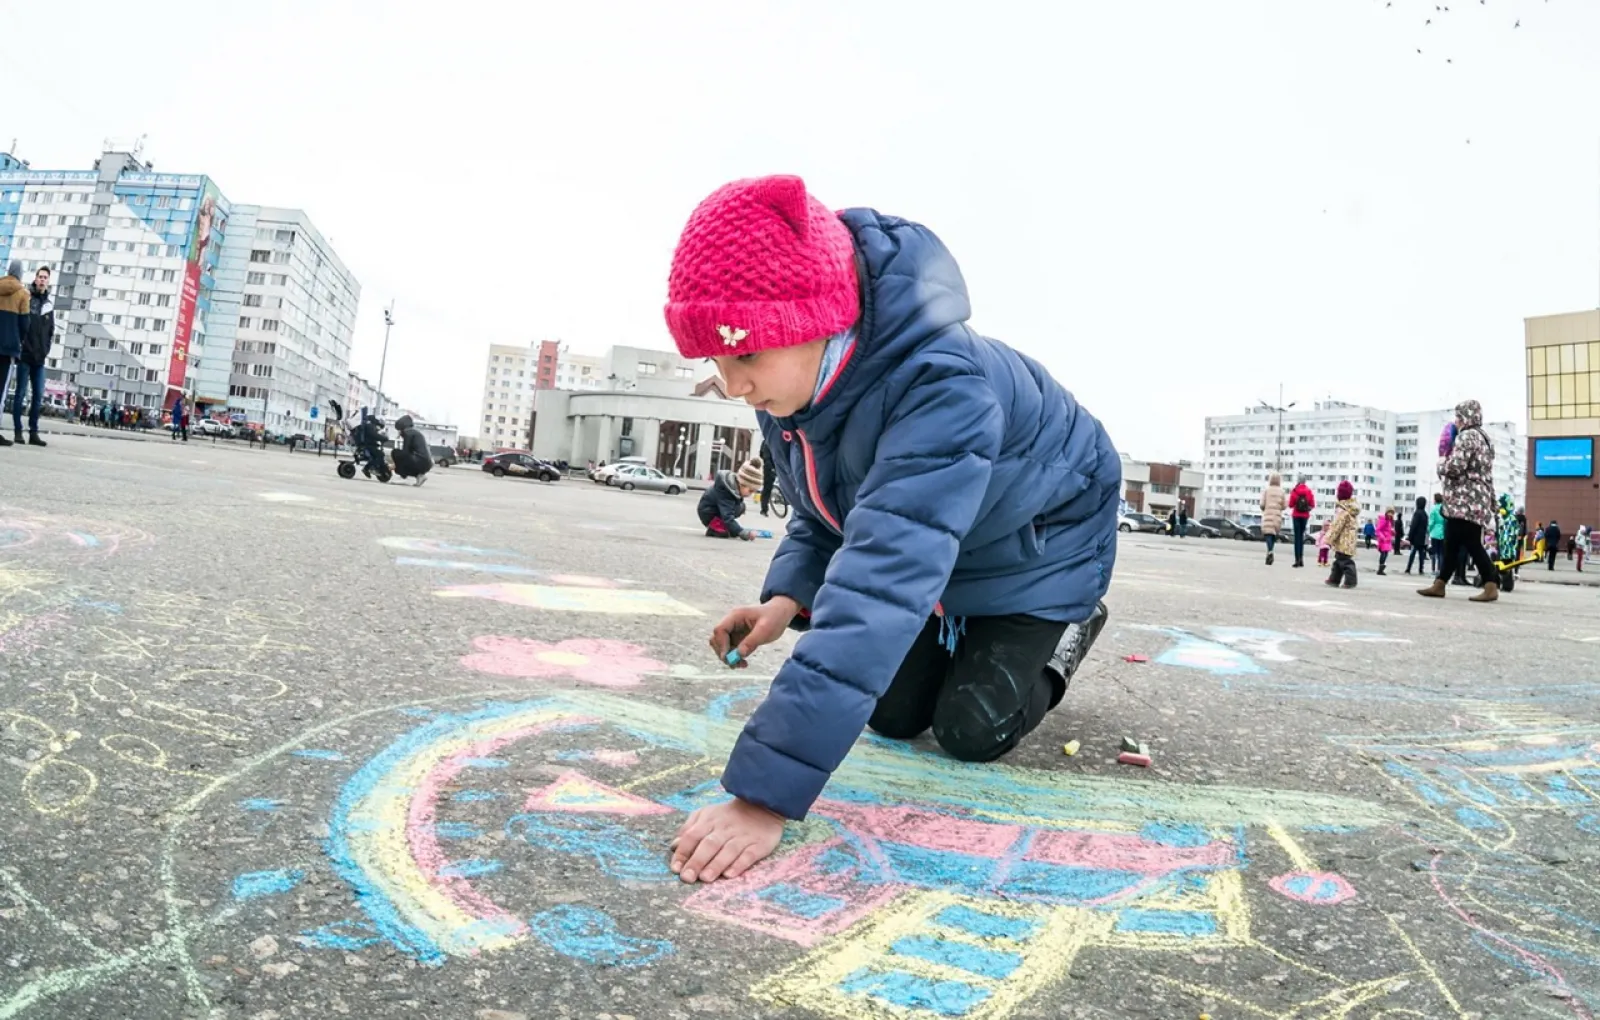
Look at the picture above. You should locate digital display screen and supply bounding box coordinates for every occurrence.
[1533,437,1594,478]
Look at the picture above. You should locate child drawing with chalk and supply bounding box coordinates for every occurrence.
[697,458,766,540]
[662,176,1121,884]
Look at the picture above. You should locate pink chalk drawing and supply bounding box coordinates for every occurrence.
[461,637,665,688]
[1268,870,1357,905]
[545,574,624,588]
[523,771,672,816]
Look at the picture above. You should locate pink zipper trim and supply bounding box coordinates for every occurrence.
[811,338,857,408]
[795,429,842,534]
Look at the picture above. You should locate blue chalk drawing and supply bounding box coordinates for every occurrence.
[1455,807,1501,831]
[934,905,1039,942]
[838,968,993,1016]
[1544,775,1592,806]
[459,757,508,769]
[300,920,386,951]
[433,822,483,840]
[436,858,503,878]
[756,883,848,920]
[239,798,284,812]
[527,904,674,968]
[1578,815,1600,836]
[233,869,304,901]
[1114,908,1219,937]
[660,777,733,814]
[293,749,346,761]
[1140,822,1210,848]
[505,813,675,883]
[452,790,504,803]
[889,936,1023,981]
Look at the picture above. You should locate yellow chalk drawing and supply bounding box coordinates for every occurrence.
[1383,912,1467,1018]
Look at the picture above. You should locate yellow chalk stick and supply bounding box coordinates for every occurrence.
[1062,739,1081,756]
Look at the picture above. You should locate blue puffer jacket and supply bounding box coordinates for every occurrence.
[724,208,1122,820]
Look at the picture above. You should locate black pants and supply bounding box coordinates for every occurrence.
[1327,552,1357,587]
[1378,549,1390,571]
[1406,545,1429,573]
[392,451,430,479]
[868,613,1068,763]
[760,471,776,516]
[1292,517,1308,564]
[1439,517,1496,583]
[1548,547,1559,570]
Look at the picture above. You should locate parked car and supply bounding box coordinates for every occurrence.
[591,457,649,484]
[196,419,234,438]
[1118,512,1165,534]
[430,445,457,468]
[607,464,685,495]
[482,452,560,482]
[1199,517,1253,541]
[1180,520,1221,539]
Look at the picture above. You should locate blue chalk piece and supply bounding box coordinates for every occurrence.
[1115,909,1219,937]
[293,749,346,761]
[232,869,304,901]
[437,858,503,879]
[725,650,743,666]
[756,883,847,920]
[299,920,384,952]
[751,530,774,539]
[1455,807,1501,830]
[239,798,284,812]
[889,935,1023,981]
[433,822,483,839]
[528,904,674,968]
[1002,861,1148,905]
[452,790,504,803]
[838,968,993,1016]
[933,906,1039,942]
[1140,822,1209,848]
[459,757,508,769]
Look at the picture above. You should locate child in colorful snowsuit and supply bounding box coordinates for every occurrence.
[1323,481,1360,588]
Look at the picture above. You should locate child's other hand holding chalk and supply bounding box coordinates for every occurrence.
[710,596,800,669]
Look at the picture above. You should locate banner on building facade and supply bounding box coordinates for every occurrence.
[166,180,222,404]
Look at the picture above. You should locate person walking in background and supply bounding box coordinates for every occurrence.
[1362,519,1376,550]
[1289,475,1315,567]
[1419,399,1500,602]
[1576,525,1590,572]
[1316,516,1332,566]
[1374,507,1395,576]
[1259,474,1286,566]
[1176,503,1189,539]
[1406,497,1430,575]
[758,439,777,517]
[12,266,53,448]
[170,394,188,442]
[1323,481,1360,588]
[1545,519,1562,571]
[0,260,30,449]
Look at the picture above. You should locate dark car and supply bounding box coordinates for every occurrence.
[1199,517,1254,541]
[1179,520,1220,539]
[482,452,560,482]
[430,445,457,468]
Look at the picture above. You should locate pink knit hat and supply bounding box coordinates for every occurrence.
[664,176,860,360]
[1337,480,1354,500]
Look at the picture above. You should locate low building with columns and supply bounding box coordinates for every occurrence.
[529,377,759,479]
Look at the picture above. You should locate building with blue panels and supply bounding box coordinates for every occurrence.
[0,144,359,435]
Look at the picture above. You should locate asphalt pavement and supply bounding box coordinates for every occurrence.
[2,433,1598,1020]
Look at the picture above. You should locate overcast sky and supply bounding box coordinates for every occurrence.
[10,0,1597,460]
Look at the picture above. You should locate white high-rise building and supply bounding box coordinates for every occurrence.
[479,343,540,450]
[1202,400,1524,522]
[555,350,605,391]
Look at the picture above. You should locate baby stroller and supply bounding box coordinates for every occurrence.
[330,399,392,483]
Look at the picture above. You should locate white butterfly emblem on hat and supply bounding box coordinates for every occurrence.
[718,325,749,348]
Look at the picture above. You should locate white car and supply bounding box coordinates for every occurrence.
[196,419,234,438]
[591,457,648,484]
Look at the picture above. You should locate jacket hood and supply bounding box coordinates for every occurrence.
[1455,399,1483,429]
[0,277,23,299]
[787,208,971,431]
[395,415,414,431]
[715,469,740,493]
[1337,497,1361,513]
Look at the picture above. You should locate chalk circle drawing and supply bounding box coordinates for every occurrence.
[436,583,701,617]
[0,510,151,558]
[204,688,1473,1020]
[1268,871,1357,905]
[461,637,667,688]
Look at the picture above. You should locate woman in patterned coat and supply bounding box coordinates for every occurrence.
[1419,399,1500,602]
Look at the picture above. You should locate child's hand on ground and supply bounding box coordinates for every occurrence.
[670,797,785,883]
[710,596,799,667]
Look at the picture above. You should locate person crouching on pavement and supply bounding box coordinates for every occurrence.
[661,175,1121,885]
[1323,480,1360,589]
[699,458,764,539]
[390,415,432,486]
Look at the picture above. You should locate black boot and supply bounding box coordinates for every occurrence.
[0,432,11,447]
[1043,601,1108,707]
[12,430,21,446]
[27,432,45,447]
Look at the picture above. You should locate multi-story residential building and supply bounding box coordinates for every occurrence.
[0,145,361,435]
[479,343,541,450]
[1202,400,1523,522]
[555,349,605,391]
[532,339,559,389]
[1119,455,1204,518]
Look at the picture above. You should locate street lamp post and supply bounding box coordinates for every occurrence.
[1258,383,1296,475]
[376,302,395,415]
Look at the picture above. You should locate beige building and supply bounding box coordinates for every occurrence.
[1524,309,1599,527]
[478,343,542,450]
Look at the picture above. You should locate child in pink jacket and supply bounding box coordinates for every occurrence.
[1316,518,1332,566]
[1374,509,1395,576]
